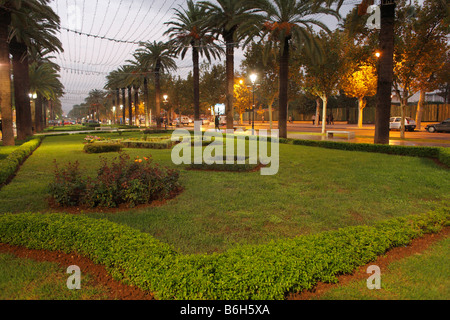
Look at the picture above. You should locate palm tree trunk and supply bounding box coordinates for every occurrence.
[155,67,161,128]
[143,78,149,127]
[127,86,132,125]
[10,40,33,140]
[0,10,15,146]
[134,87,139,125]
[278,37,290,138]
[115,88,120,124]
[374,0,396,144]
[192,44,200,121]
[224,31,235,130]
[415,90,425,131]
[121,87,126,124]
[35,95,43,132]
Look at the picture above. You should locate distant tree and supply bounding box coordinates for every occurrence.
[341,64,377,128]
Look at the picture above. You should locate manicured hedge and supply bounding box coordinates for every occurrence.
[0,138,42,185]
[0,208,447,299]
[121,139,176,149]
[438,147,450,167]
[83,142,122,153]
[266,137,449,166]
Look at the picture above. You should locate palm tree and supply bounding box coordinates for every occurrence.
[164,0,223,121]
[28,60,64,131]
[200,0,261,130]
[9,2,62,139]
[0,0,59,145]
[134,41,177,128]
[253,0,339,138]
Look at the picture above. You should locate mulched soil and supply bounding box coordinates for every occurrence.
[287,226,450,300]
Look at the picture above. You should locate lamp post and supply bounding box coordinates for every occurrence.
[112,106,116,124]
[163,95,168,129]
[249,74,257,135]
[29,93,37,133]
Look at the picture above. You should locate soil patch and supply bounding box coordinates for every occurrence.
[286,226,450,300]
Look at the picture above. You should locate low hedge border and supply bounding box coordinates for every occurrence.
[83,142,123,154]
[121,139,177,149]
[0,208,447,299]
[0,137,43,185]
[266,137,449,167]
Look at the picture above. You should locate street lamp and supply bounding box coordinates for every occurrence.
[250,73,257,135]
[112,106,116,124]
[163,95,168,129]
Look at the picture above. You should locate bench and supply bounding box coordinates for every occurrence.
[94,127,119,132]
[326,130,356,139]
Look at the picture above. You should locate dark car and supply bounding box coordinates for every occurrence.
[425,119,450,133]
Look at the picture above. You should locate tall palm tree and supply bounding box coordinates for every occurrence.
[9,2,62,139]
[134,41,177,128]
[105,66,133,125]
[253,0,339,138]
[0,0,58,145]
[29,60,64,131]
[200,0,261,130]
[164,0,223,121]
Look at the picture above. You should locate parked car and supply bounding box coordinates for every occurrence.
[389,117,416,131]
[172,116,192,125]
[200,118,210,125]
[425,118,450,133]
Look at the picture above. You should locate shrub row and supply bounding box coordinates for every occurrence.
[266,137,449,166]
[0,138,42,185]
[83,142,123,153]
[121,139,177,149]
[0,208,447,299]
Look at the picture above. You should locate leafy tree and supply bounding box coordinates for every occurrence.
[341,64,377,128]
[301,30,349,134]
[393,0,448,138]
[199,62,226,114]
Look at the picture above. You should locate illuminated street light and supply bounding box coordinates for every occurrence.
[250,74,257,135]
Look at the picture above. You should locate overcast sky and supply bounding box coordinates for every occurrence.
[50,0,360,114]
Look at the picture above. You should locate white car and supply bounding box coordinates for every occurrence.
[389,117,416,132]
[172,116,192,125]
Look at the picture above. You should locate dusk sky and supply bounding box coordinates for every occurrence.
[50,0,360,114]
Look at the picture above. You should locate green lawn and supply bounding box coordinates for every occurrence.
[318,237,450,300]
[0,252,110,300]
[0,132,448,255]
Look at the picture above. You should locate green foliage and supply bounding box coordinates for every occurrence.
[48,153,182,208]
[438,147,450,167]
[83,142,122,154]
[0,208,447,300]
[121,139,176,149]
[0,138,42,185]
[286,138,442,158]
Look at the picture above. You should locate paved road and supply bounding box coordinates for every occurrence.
[2,121,449,147]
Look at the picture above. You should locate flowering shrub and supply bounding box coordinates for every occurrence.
[49,153,182,208]
[84,135,104,143]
